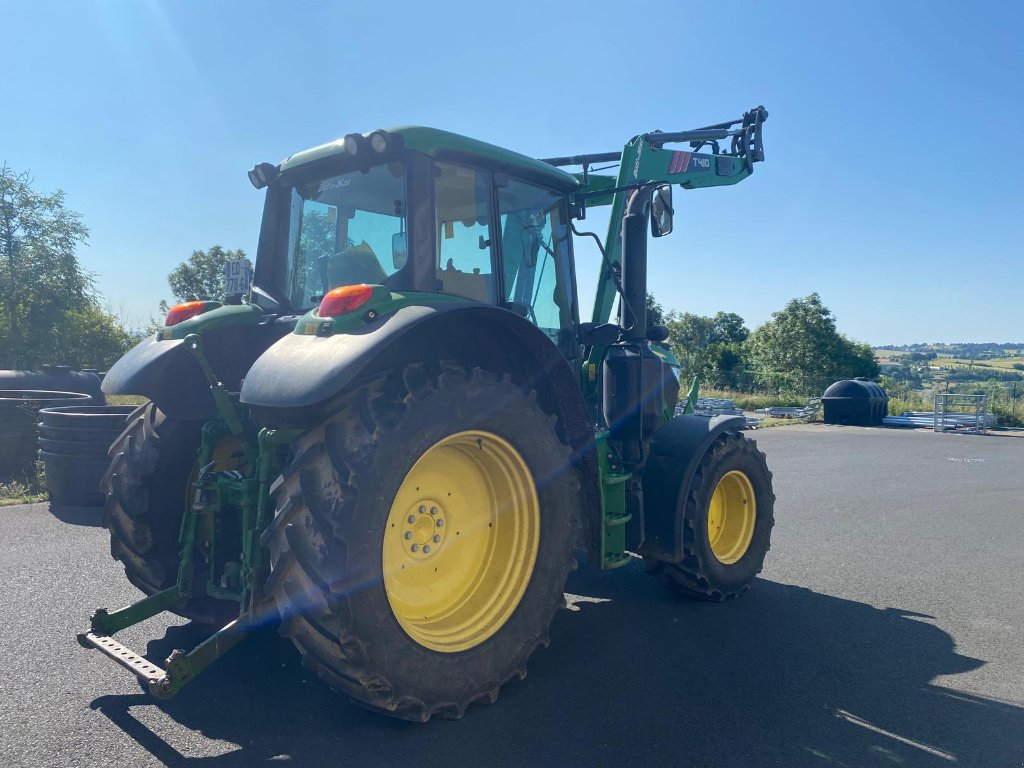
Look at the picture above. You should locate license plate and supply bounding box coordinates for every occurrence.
[224,259,251,296]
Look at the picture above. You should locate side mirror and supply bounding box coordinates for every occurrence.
[392,232,408,269]
[647,324,670,343]
[651,184,674,238]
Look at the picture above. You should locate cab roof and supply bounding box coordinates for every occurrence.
[278,126,580,192]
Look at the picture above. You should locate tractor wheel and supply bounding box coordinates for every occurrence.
[646,432,774,601]
[101,402,238,625]
[263,363,581,721]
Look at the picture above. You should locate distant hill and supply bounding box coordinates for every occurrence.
[875,342,1024,357]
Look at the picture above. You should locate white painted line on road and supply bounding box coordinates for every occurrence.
[832,708,956,761]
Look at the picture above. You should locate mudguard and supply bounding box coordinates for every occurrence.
[103,320,290,421]
[639,413,746,562]
[242,303,590,438]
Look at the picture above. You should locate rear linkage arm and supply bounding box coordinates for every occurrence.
[77,334,301,698]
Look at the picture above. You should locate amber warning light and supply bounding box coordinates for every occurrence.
[165,301,219,327]
[319,285,374,317]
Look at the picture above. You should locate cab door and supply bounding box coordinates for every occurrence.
[496,177,579,361]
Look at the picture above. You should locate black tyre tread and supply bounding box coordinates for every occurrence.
[656,432,775,602]
[263,363,579,722]
[101,404,177,594]
[100,402,231,624]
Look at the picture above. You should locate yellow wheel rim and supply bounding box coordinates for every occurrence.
[382,430,540,653]
[707,470,756,565]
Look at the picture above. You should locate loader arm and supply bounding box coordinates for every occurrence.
[542,106,767,325]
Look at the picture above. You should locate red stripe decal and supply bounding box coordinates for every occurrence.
[670,151,691,174]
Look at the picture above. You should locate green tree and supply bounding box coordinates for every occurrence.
[53,303,140,369]
[646,293,665,327]
[167,245,251,304]
[744,293,878,395]
[665,311,750,387]
[0,165,94,368]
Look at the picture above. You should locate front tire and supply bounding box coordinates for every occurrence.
[646,432,774,601]
[262,363,581,721]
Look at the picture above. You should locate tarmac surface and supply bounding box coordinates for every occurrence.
[1,423,1022,767]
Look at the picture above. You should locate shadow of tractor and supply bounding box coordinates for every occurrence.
[91,565,1023,767]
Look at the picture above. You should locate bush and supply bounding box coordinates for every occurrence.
[992,403,1024,428]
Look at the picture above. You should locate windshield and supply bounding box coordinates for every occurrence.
[282,161,407,309]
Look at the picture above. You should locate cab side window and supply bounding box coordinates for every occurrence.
[498,178,577,359]
[434,162,494,303]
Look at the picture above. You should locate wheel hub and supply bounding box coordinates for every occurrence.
[402,502,447,556]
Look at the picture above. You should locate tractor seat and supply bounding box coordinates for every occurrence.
[437,260,492,303]
[328,242,388,287]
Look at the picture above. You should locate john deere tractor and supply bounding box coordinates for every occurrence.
[81,107,773,721]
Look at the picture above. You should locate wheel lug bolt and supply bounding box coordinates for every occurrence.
[423,545,431,553]
[433,535,441,543]
[411,544,419,552]
[419,505,426,513]
[404,531,412,540]
[430,506,438,515]
[436,519,444,527]
[407,515,416,524]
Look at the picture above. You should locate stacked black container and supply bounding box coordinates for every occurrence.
[37,405,137,506]
[0,391,93,480]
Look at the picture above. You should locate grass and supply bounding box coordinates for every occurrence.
[700,388,806,411]
[0,461,47,507]
[105,394,148,406]
[887,391,1024,427]
[887,392,933,416]
[751,417,805,429]
[930,356,1024,372]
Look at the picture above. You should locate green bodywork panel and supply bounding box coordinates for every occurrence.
[292,288,466,337]
[596,431,632,569]
[160,303,263,340]
[650,343,679,368]
[279,126,580,192]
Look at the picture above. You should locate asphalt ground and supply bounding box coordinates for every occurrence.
[1,424,1022,768]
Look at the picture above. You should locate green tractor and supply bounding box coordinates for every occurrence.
[81,107,773,721]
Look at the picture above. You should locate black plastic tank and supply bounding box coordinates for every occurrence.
[822,378,888,426]
[0,366,105,404]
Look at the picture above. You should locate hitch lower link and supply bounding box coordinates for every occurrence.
[78,335,299,698]
[76,586,250,699]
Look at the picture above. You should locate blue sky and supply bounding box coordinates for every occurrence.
[3,0,1022,344]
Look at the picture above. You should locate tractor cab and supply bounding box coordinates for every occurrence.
[249,128,582,360]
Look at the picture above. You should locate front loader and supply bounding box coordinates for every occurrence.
[80,107,773,720]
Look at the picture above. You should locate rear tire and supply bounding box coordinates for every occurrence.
[263,363,581,721]
[101,403,236,625]
[646,432,774,601]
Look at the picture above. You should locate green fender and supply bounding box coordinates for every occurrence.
[639,413,746,562]
[241,303,593,452]
[101,305,287,420]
